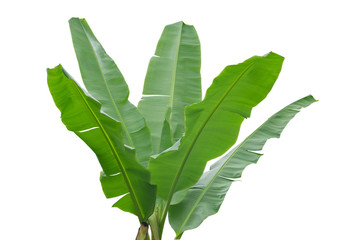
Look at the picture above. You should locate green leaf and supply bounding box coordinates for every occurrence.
[138,21,201,154]
[47,65,156,221]
[69,17,152,166]
[149,52,284,203]
[169,95,317,235]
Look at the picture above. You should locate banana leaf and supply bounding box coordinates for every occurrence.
[69,18,152,166]
[149,52,284,203]
[138,21,201,154]
[169,95,317,236]
[47,65,156,221]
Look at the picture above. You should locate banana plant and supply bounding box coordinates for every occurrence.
[47,18,317,240]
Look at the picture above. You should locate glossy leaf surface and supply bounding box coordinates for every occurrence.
[149,52,284,202]
[69,18,152,166]
[138,21,201,154]
[47,18,318,240]
[169,95,317,235]
[47,65,156,221]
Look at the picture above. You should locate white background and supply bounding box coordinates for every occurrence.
[1,0,347,239]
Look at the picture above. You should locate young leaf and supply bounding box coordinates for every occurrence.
[169,95,317,236]
[69,18,152,166]
[149,52,284,203]
[138,21,202,154]
[47,65,156,221]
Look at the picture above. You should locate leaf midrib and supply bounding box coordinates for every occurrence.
[72,79,144,221]
[76,19,134,147]
[168,22,183,122]
[176,111,264,234]
[158,22,184,149]
[162,62,255,222]
[175,97,313,234]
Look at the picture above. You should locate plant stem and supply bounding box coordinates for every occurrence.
[175,233,183,239]
[149,211,161,240]
[159,198,171,238]
[135,222,149,240]
[149,198,165,240]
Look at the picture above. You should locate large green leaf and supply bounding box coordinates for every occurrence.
[47,65,156,221]
[69,18,152,166]
[169,95,317,236]
[149,52,284,203]
[138,21,201,154]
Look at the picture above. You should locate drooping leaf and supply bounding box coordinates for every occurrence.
[138,21,201,154]
[69,18,152,166]
[169,95,317,235]
[47,65,156,221]
[149,52,284,202]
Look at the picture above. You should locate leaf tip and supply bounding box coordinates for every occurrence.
[47,64,63,76]
[266,51,285,61]
[68,17,80,22]
[68,17,89,27]
[304,94,319,103]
